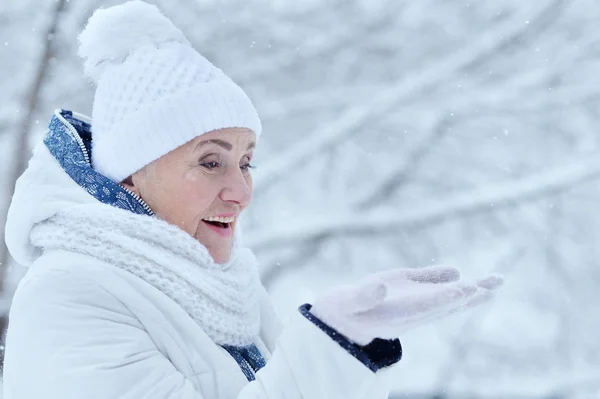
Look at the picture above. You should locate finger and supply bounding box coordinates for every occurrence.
[433,289,494,317]
[465,289,495,308]
[386,288,494,330]
[378,281,477,319]
[477,274,504,291]
[457,282,478,296]
[430,288,494,317]
[366,268,410,284]
[370,266,460,287]
[406,266,461,284]
[362,292,469,335]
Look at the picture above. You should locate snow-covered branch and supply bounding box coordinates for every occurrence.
[0,0,67,284]
[352,114,451,209]
[250,155,600,250]
[253,0,565,193]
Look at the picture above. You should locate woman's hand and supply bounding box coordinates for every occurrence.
[310,266,503,345]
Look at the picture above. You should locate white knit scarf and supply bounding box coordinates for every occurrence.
[30,203,262,347]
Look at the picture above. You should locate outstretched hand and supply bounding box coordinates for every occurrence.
[310,266,503,345]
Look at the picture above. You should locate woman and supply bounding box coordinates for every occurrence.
[2,2,502,398]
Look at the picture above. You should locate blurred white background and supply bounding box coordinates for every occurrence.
[1,1,600,397]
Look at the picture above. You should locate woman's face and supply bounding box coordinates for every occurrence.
[123,128,256,264]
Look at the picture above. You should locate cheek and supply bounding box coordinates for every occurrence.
[183,167,200,183]
[151,171,209,229]
[245,174,254,206]
[181,170,220,210]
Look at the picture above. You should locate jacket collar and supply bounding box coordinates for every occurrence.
[45,109,154,217]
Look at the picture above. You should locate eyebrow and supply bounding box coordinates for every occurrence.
[195,139,255,152]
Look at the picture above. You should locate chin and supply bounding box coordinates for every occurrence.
[208,247,232,264]
[193,226,233,264]
[211,253,231,265]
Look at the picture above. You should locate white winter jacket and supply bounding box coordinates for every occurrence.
[2,110,399,398]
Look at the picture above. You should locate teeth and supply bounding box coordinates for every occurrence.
[203,216,235,223]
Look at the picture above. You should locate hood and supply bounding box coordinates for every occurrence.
[5,109,154,266]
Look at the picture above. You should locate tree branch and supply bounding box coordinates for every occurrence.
[253,0,565,193]
[353,114,452,210]
[251,155,600,251]
[0,0,67,290]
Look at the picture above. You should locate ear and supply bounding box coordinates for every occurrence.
[120,175,141,196]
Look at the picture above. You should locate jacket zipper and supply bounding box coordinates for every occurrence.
[54,109,155,216]
[55,109,91,165]
[120,185,155,216]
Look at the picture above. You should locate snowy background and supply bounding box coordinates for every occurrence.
[2,0,600,397]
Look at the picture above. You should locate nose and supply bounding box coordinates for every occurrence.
[219,168,252,207]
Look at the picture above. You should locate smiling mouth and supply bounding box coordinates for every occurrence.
[201,216,236,237]
[203,220,230,229]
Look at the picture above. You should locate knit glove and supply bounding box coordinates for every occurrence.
[310,266,503,345]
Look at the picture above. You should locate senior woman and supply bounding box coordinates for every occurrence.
[2,2,502,398]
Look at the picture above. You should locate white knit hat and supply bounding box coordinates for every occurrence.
[78,1,262,182]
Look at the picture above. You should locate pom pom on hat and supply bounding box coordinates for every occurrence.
[78,0,190,83]
[78,1,262,183]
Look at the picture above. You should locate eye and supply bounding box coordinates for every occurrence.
[240,154,255,172]
[240,163,255,172]
[200,161,221,169]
